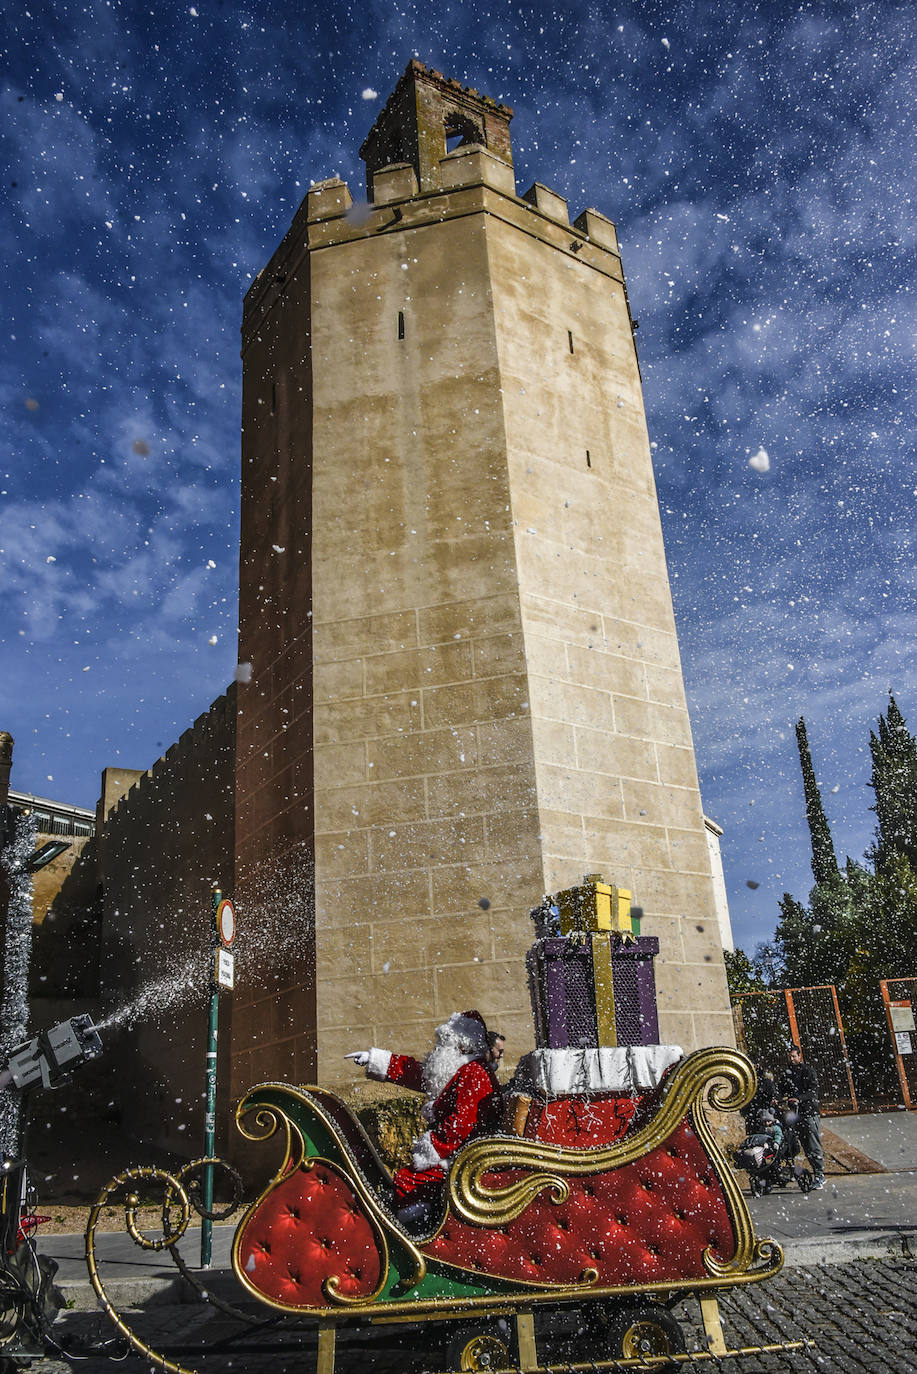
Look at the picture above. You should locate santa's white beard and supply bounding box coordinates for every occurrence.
[421,1043,474,1108]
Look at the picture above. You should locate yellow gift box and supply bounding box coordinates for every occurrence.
[556,873,632,936]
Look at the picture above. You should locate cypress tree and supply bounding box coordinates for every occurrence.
[795,717,840,886]
[772,893,810,985]
[869,693,917,868]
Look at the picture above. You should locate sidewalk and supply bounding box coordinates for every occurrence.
[748,1167,917,1264]
[39,1225,238,1310]
[740,1107,917,1265]
[824,1106,917,1172]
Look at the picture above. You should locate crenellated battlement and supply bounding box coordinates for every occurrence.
[359,58,513,198]
[105,684,237,823]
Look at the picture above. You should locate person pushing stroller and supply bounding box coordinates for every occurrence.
[778,1043,826,1189]
[734,1048,823,1195]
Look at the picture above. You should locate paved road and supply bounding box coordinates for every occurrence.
[747,1167,917,1259]
[14,1255,917,1371]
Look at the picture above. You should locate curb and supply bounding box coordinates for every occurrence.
[58,1275,189,1311]
[780,1230,916,1268]
[57,1267,247,1312]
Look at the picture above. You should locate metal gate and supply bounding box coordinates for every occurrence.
[881,977,917,1110]
[731,984,857,1114]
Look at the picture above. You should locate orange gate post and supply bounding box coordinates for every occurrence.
[881,979,917,1110]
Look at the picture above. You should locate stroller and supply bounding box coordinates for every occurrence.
[734,1105,814,1196]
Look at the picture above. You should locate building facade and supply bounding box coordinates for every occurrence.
[233,61,733,1096]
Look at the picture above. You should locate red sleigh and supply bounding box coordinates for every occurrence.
[84,1046,812,1371]
[225,1045,797,1369]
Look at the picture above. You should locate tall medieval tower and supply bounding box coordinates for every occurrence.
[232,61,733,1096]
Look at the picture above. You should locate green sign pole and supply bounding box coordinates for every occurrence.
[200,887,221,1269]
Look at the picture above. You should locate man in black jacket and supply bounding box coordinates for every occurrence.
[779,1044,825,1189]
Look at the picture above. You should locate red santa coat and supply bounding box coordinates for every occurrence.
[381,1052,502,1204]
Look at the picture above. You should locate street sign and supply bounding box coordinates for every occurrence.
[216,898,236,947]
[215,948,234,990]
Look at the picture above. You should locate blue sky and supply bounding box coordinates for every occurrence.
[1,0,914,955]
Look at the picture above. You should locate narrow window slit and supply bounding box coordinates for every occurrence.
[568,330,575,353]
[397,311,405,340]
[586,451,592,468]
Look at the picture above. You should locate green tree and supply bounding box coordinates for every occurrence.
[795,717,840,886]
[869,693,917,869]
[766,721,858,990]
[855,851,917,980]
[761,698,917,1102]
[771,892,812,985]
[723,948,767,996]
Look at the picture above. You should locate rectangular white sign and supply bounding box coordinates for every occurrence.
[895,1030,913,1056]
[215,948,234,990]
[890,1004,915,1033]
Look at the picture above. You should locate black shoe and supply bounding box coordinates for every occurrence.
[396,1199,436,1231]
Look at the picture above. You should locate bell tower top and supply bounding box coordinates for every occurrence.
[359,59,513,198]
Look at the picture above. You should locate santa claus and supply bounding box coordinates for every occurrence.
[346,1010,503,1227]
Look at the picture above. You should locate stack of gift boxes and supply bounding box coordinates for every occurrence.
[526,874,660,1050]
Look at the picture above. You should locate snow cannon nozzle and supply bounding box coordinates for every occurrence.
[2,1014,103,1093]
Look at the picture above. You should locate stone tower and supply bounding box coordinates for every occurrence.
[232,60,733,1096]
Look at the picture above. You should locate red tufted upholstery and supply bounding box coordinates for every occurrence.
[520,1093,643,1147]
[236,1162,382,1308]
[427,1119,735,1288]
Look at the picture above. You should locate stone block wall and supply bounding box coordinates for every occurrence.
[97,687,236,1153]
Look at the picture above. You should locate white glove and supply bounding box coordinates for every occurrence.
[412,1130,446,1173]
[344,1051,370,1067]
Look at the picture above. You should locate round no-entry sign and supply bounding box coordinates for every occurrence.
[217,898,236,946]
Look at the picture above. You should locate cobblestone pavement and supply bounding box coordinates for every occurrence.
[14,1257,917,1372]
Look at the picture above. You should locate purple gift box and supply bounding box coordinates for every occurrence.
[527,940,598,1049]
[609,936,660,1046]
[527,934,661,1049]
